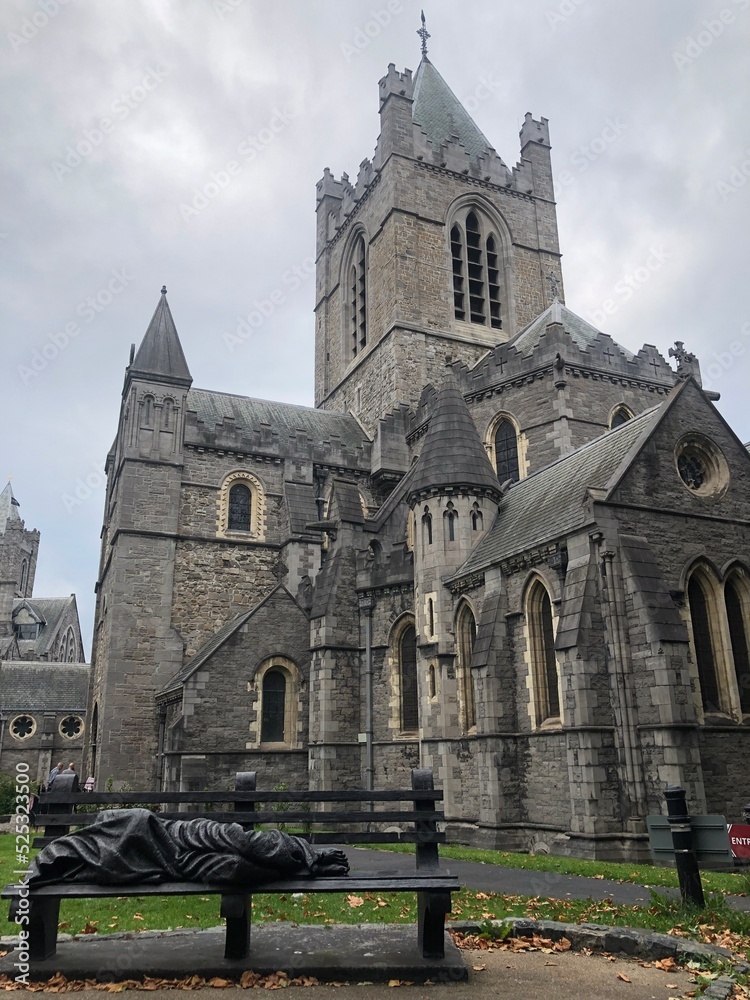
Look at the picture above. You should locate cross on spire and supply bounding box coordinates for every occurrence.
[417,10,430,57]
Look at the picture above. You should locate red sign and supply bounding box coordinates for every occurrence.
[728,824,750,859]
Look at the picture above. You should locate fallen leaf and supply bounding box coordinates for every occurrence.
[472,964,486,971]
[347,895,364,908]
[616,973,632,983]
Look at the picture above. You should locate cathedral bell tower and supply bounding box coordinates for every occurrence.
[314,20,563,433]
[87,288,192,787]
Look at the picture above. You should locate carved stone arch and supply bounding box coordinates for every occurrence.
[679,554,723,593]
[454,599,478,732]
[340,224,369,362]
[522,572,561,729]
[445,193,516,335]
[519,566,562,609]
[217,470,266,540]
[685,561,728,718]
[484,410,527,482]
[721,563,750,716]
[387,613,418,735]
[609,403,635,430]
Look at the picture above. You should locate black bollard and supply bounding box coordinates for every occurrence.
[664,785,705,909]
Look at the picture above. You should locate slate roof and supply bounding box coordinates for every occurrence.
[330,480,365,524]
[187,390,371,454]
[284,482,319,536]
[408,379,502,500]
[129,288,192,386]
[0,661,89,711]
[508,300,635,361]
[0,482,22,534]
[456,406,661,576]
[412,57,491,158]
[13,597,79,659]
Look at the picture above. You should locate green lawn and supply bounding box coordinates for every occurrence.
[362,842,750,897]
[1,834,748,962]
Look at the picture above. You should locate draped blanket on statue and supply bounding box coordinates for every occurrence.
[24,808,349,887]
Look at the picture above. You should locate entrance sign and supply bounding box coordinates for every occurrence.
[728,824,750,859]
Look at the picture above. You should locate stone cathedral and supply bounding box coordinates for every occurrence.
[86,42,750,860]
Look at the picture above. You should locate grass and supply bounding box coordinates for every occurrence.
[1,834,748,962]
[361,842,750,897]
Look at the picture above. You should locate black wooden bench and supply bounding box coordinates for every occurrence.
[3,768,459,965]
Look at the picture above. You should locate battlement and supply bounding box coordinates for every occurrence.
[378,63,414,108]
[520,112,550,150]
[316,166,344,205]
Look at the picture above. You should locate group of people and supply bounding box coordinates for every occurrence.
[46,762,96,792]
[46,761,75,789]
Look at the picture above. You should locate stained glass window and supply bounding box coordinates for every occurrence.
[228,484,252,531]
[261,670,286,742]
[400,625,418,731]
[495,420,519,483]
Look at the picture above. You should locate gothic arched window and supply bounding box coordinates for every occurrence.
[349,233,367,357]
[725,576,750,715]
[260,669,287,743]
[422,506,433,546]
[228,484,252,532]
[610,405,633,430]
[19,559,28,594]
[399,624,419,731]
[456,603,477,731]
[471,502,483,531]
[527,580,560,726]
[687,575,722,714]
[450,207,503,329]
[494,420,520,483]
[444,501,457,542]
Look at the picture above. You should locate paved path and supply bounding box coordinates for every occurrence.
[52,950,698,999]
[346,847,750,911]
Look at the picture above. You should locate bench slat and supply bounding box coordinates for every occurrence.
[38,789,443,805]
[37,809,444,827]
[2,873,459,899]
[31,830,446,850]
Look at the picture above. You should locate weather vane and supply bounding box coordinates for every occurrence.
[417,10,430,57]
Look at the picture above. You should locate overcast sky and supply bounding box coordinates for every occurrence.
[2,0,749,654]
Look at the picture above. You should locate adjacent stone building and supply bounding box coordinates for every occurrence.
[0,482,89,782]
[85,46,750,859]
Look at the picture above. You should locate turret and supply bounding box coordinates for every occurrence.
[408,377,501,661]
[0,484,40,639]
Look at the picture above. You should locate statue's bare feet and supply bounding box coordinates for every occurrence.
[311,849,350,875]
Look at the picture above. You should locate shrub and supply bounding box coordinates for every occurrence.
[0,773,17,814]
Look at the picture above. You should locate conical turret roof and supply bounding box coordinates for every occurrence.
[408,378,502,502]
[412,57,492,159]
[129,287,192,387]
[0,482,21,535]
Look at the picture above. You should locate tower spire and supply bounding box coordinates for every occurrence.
[417,9,430,58]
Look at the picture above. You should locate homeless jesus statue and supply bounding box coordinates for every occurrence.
[24,808,350,887]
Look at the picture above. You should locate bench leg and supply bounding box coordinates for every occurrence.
[23,897,61,961]
[417,890,451,959]
[220,893,251,960]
